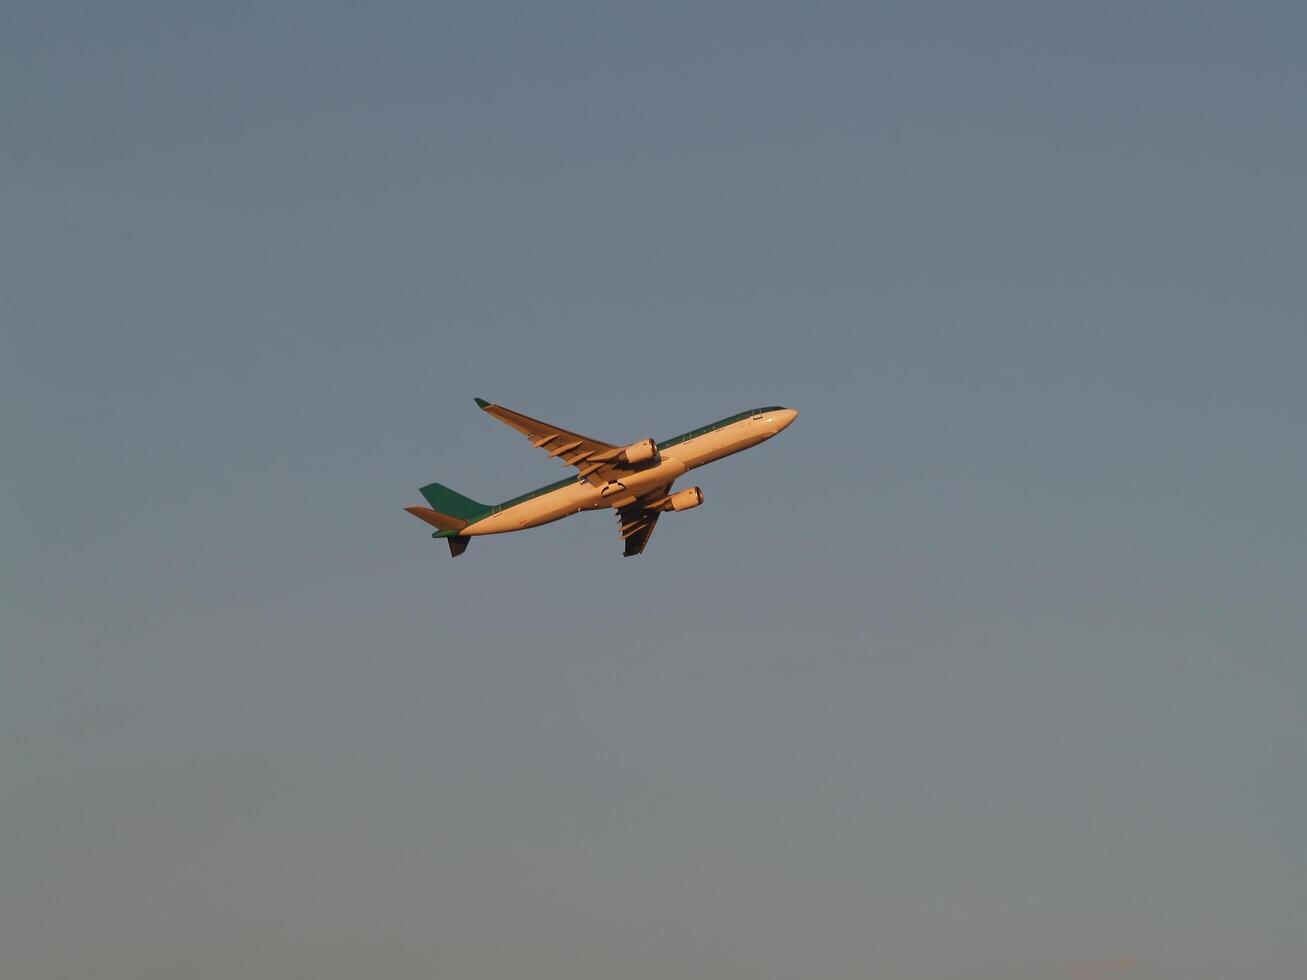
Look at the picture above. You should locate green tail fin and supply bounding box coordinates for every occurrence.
[419,483,492,523]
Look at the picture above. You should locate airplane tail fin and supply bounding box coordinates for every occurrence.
[418,483,491,522]
[406,483,492,559]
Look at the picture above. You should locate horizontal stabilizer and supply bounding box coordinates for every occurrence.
[404,506,468,531]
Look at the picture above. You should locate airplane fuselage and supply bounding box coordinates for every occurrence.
[463,407,797,536]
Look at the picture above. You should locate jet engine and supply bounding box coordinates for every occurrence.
[666,486,704,511]
[619,438,660,464]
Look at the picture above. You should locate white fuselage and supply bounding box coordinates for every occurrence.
[463,408,797,535]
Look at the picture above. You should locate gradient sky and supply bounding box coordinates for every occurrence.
[3,3,1305,978]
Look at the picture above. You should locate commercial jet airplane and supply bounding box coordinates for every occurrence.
[406,398,798,557]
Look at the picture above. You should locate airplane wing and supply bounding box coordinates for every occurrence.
[617,504,660,557]
[615,484,674,557]
[474,397,634,487]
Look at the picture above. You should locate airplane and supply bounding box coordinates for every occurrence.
[405,398,799,557]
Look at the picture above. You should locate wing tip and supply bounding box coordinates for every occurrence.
[474,397,491,409]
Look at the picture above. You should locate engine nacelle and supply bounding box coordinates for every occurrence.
[619,438,659,464]
[667,486,704,512]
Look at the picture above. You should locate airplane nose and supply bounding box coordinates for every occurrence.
[763,408,798,437]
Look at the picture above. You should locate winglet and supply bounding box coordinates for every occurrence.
[474,397,490,408]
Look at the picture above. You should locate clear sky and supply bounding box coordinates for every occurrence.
[3,3,1305,978]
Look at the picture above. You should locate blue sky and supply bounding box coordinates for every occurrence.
[3,3,1305,978]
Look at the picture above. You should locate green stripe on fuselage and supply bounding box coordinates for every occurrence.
[496,475,576,510]
[655,406,782,451]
